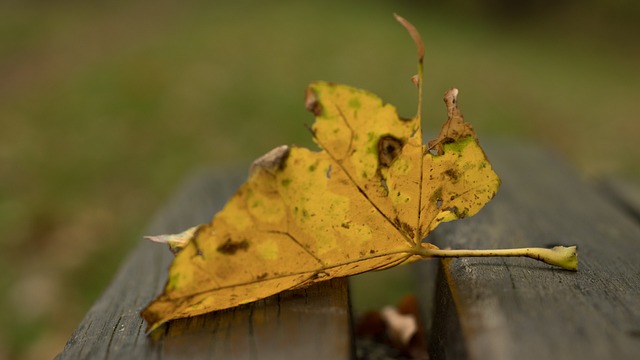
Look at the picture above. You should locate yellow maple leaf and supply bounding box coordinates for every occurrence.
[141,15,577,332]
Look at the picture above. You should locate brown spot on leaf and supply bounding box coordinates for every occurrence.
[379,177,389,196]
[378,135,403,167]
[257,272,268,280]
[430,187,443,205]
[217,238,250,255]
[444,168,460,181]
[400,222,415,239]
[393,217,416,238]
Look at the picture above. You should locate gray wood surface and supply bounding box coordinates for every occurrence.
[415,141,640,359]
[599,178,640,223]
[56,168,352,360]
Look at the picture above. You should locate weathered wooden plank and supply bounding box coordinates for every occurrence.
[415,142,640,360]
[599,178,640,223]
[56,168,352,360]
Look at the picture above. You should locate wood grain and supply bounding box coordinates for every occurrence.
[599,178,640,223]
[56,168,352,360]
[415,142,640,359]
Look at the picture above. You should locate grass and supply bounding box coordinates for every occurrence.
[0,1,638,358]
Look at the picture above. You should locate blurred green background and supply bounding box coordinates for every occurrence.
[1,0,638,358]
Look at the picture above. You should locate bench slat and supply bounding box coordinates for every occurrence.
[416,142,640,359]
[56,169,352,360]
[599,178,640,223]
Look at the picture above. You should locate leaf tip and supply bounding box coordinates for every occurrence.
[249,145,291,176]
[444,87,459,102]
[304,85,323,116]
[141,306,168,336]
[444,88,461,114]
[144,225,201,254]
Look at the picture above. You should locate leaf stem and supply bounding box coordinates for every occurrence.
[418,245,578,271]
[394,13,424,120]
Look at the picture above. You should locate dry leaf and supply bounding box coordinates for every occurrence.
[141,15,576,332]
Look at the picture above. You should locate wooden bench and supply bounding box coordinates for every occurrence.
[56,142,640,359]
